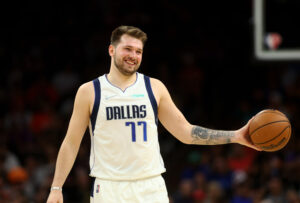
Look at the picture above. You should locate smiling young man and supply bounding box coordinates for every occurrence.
[46,25,260,203]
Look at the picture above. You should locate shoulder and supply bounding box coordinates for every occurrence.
[75,81,95,112]
[149,77,166,90]
[77,81,94,96]
[146,77,169,106]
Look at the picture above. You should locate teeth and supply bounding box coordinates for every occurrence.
[126,60,135,65]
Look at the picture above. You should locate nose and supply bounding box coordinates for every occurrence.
[129,51,138,58]
[127,53,139,63]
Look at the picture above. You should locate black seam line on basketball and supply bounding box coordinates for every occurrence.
[250,120,289,136]
[253,125,290,145]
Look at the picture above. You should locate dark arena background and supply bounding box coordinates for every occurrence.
[1,0,300,202]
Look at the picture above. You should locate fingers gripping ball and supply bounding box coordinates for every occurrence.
[249,109,291,152]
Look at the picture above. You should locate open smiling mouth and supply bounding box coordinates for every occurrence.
[125,60,136,66]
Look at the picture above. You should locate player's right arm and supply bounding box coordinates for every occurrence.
[46,82,93,203]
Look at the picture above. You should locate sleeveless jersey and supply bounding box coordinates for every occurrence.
[89,72,166,180]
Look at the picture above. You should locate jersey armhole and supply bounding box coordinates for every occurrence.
[144,75,158,125]
[90,78,101,134]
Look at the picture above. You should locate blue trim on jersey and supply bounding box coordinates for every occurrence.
[144,75,158,125]
[90,177,96,197]
[105,72,138,93]
[91,78,101,134]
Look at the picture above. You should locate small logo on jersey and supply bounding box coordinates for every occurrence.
[131,94,144,98]
[96,185,100,193]
[105,95,117,100]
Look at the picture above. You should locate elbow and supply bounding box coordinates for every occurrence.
[182,124,194,144]
[175,125,193,145]
[181,139,192,145]
[176,135,192,145]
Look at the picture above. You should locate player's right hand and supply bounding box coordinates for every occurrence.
[46,190,63,203]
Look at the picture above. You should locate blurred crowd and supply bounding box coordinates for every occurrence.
[1,0,300,202]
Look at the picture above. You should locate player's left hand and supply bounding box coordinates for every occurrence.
[234,118,262,151]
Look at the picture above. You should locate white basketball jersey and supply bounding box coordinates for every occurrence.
[89,72,166,180]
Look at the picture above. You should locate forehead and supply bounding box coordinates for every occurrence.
[118,34,143,49]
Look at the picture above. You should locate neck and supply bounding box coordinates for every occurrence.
[107,66,137,91]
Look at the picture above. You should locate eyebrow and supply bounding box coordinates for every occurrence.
[124,45,143,52]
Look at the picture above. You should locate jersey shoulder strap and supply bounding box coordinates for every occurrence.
[143,75,158,124]
[90,78,101,134]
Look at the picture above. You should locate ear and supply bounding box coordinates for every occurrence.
[108,44,115,57]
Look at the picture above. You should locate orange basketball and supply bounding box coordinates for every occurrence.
[249,109,291,152]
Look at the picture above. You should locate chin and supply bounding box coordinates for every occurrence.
[116,63,139,76]
[125,66,139,74]
[120,69,136,76]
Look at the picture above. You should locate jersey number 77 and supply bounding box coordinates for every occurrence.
[125,121,147,142]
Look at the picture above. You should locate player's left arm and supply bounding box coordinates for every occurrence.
[150,78,260,150]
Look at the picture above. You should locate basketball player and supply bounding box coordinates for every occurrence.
[46,25,260,203]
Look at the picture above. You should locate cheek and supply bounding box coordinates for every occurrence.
[137,55,142,62]
[116,52,125,60]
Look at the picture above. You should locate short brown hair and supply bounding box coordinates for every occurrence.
[110,25,147,46]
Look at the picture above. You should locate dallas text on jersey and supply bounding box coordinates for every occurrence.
[106,105,147,120]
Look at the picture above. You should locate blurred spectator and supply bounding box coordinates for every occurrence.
[172,179,194,203]
[203,181,225,203]
[231,171,253,203]
[262,177,287,203]
[228,145,257,172]
[208,156,233,193]
[0,142,21,175]
[192,171,207,203]
[286,189,300,203]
